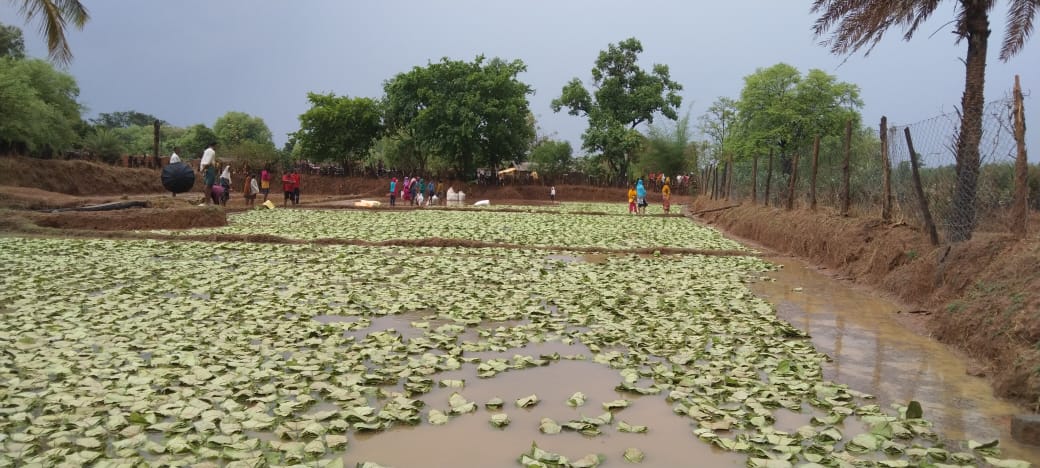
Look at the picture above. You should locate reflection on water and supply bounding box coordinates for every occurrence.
[347,359,744,467]
[752,256,1040,462]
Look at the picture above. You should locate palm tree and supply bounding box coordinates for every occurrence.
[11,0,89,66]
[811,0,1036,242]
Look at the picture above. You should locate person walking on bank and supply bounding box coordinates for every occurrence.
[628,183,637,214]
[389,177,398,206]
[290,169,301,205]
[636,178,647,214]
[661,180,671,214]
[169,146,182,164]
[199,142,217,205]
[550,186,556,202]
[260,165,271,203]
[282,170,293,207]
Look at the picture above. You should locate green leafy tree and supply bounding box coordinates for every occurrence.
[551,37,682,184]
[811,0,1037,241]
[384,56,535,177]
[173,124,217,160]
[636,111,697,180]
[91,110,164,128]
[9,0,89,66]
[698,97,738,166]
[528,140,573,183]
[0,21,25,59]
[295,93,383,171]
[213,111,274,149]
[81,127,123,164]
[0,57,81,155]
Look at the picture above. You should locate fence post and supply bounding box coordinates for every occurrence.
[153,119,161,168]
[810,136,820,211]
[904,128,940,246]
[786,151,800,210]
[880,116,892,222]
[751,153,759,204]
[1011,75,1029,237]
[764,149,774,207]
[841,119,852,216]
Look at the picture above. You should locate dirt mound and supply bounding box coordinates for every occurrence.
[7,205,226,232]
[0,155,164,195]
[692,198,1040,405]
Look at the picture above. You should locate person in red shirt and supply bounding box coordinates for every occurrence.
[282,171,293,207]
[290,169,301,205]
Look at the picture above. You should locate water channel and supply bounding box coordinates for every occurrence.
[753,255,1040,463]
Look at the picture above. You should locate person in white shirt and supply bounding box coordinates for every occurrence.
[169,146,181,164]
[200,142,216,172]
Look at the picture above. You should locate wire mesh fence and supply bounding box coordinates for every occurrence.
[703,89,1032,242]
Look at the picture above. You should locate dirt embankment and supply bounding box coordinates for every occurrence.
[691,198,1040,405]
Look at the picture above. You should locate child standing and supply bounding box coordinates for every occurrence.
[627,184,637,214]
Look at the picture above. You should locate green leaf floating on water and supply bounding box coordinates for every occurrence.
[602,399,630,410]
[427,409,449,425]
[905,400,923,419]
[623,447,644,463]
[568,392,586,407]
[539,418,562,435]
[490,413,510,428]
[485,397,504,410]
[516,394,540,408]
[617,420,648,433]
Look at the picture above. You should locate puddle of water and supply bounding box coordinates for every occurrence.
[347,359,743,467]
[313,314,359,324]
[545,254,609,264]
[752,256,1040,462]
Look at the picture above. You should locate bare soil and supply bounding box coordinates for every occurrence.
[3,155,1038,406]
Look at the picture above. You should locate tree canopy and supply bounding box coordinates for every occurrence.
[213,111,274,149]
[91,110,164,129]
[383,56,535,178]
[0,21,25,59]
[528,139,573,183]
[0,56,81,155]
[295,93,383,169]
[552,37,683,183]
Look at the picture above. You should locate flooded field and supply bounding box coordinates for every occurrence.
[754,257,1040,463]
[0,206,1034,467]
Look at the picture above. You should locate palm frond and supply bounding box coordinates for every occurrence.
[811,0,943,56]
[1001,0,1039,60]
[16,0,89,66]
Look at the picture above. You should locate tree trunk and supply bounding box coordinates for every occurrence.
[840,119,852,216]
[948,3,990,242]
[786,151,800,210]
[1011,75,1029,237]
[751,152,759,204]
[764,149,774,207]
[880,116,892,222]
[725,153,734,201]
[905,128,940,246]
[810,136,820,211]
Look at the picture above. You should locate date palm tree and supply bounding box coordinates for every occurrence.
[811,0,1037,241]
[10,0,89,66]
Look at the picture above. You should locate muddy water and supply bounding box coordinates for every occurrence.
[346,357,743,467]
[752,256,1040,462]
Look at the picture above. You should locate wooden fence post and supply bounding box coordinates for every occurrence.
[1011,75,1029,237]
[904,128,940,245]
[751,153,759,204]
[786,151,800,210]
[840,119,852,216]
[810,136,820,211]
[764,149,774,207]
[880,116,893,222]
[153,119,161,168]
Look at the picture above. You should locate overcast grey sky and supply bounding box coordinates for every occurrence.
[3,1,1037,160]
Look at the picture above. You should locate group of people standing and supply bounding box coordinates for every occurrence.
[189,142,290,208]
[389,176,441,207]
[627,178,671,214]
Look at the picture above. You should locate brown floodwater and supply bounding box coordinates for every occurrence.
[752,256,1040,463]
[345,357,744,467]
